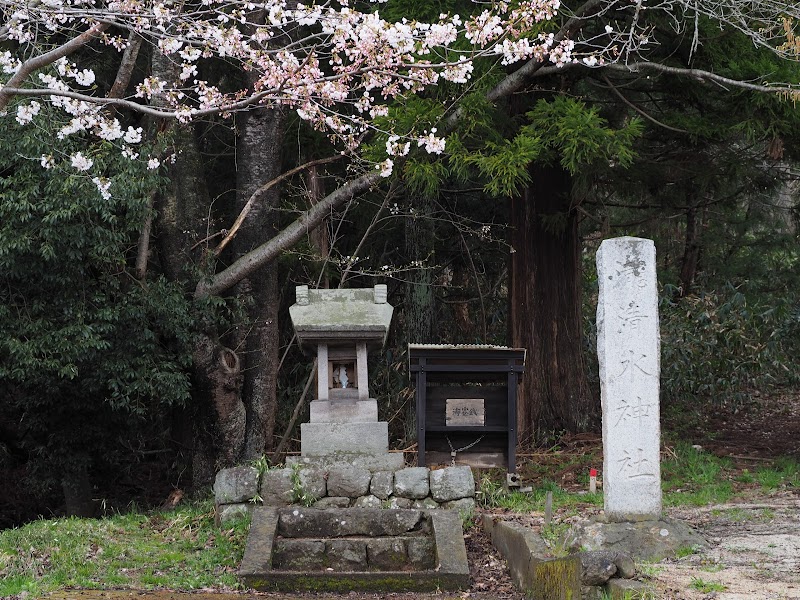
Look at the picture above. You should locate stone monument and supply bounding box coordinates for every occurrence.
[596,237,661,521]
[287,284,404,471]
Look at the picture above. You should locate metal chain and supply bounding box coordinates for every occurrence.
[446,435,484,466]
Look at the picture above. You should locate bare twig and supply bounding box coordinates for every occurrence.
[601,74,689,134]
[271,358,317,465]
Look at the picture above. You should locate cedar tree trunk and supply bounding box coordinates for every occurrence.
[510,164,593,444]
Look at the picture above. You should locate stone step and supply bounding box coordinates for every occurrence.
[240,507,470,592]
[272,535,436,571]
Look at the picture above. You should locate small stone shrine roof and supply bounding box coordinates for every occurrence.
[289,285,393,348]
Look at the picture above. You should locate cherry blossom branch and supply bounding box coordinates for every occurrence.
[0,21,110,111]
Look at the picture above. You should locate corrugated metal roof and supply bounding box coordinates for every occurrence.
[407,344,525,351]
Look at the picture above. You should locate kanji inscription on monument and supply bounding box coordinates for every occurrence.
[596,237,661,521]
[445,399,485,426]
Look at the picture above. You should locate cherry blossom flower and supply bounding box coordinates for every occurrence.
[70,152,93,171]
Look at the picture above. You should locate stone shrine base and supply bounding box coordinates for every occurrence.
[565,515,708,561]
[239,507,470,592]
[213,463,476,524]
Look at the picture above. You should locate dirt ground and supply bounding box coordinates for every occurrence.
[657,495,800,599]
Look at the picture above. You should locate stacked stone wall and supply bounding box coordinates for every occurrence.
[214,464,476,524]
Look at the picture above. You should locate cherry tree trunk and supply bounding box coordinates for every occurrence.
[509,164,593,445]
[231,104,285,460]
[151,50,250,488]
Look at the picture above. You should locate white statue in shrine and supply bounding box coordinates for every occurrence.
[333,364,350,388]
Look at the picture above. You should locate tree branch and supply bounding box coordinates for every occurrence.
[601,73,689,133]
[194,170,382,298]
[605,61,800,96]
[213,155,342,256]
[108,31,144,99]
[0,22,110,111]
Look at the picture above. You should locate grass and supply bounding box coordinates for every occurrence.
[477,441,797,517]
[689,576,727,593]
[0,500,250,598]
[477,473,602,514]
[675,545,702,559]
[662,442,735,506]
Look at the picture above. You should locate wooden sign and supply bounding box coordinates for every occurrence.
[446,398,485,426]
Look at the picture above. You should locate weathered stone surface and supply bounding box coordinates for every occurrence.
[430,509,471,587]
[484,516,581,600]
[241,508,470,593]
[370,471,394,500]
[596,237,662,522]
[239,507,279,577]
[301,422,390,457]
[387,497,413,509]
[272,539,327,570]
[354,494,382,508]
[289,286,394,348]
[327,464,371,498]
[367,538,408,570]
[327,539,368,570]
[567,516,707,561]
[596,550,636,579]
[407,537,436,569]
[442,498,476,513]
[394,467,430,499]
[412,498,439,510]
[213,466,259,504]
[580,551,617,585]
[298,467,327,501]
[430,466,475,502]
[582,585,605,600]
[309,399,378,423]
[260,468,293,506]
[604,578,652,599]
[217,503,250,524]
[277,508,425,538]
[314,496,351,508]
[287,453,405,473]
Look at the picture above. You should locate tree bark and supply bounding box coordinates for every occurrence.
[150,49,247,488]
[191,335,245,485]
[404,195,437,345]
[306,163,330,288]
[679,193,704,296]
[510,164,593,444]
[232,101,285,460]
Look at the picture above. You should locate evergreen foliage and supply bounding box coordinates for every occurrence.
[0,103,195,505]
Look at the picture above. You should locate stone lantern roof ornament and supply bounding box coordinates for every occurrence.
[290,284,393,349]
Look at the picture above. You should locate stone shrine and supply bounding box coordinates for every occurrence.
[596,237,661,521]
[287,284,403,471]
